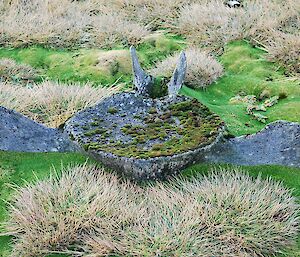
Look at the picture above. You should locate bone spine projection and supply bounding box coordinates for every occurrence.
[130,46,186,98]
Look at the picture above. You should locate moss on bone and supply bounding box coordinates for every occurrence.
[90,121,100,126]
[80,99,223,159]
[84,128,107,137]
[107,107,118,114]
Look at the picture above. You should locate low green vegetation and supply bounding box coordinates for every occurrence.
[107,107,119,114]
[1,39,297,136]
[182,41,300,136]
[0,34,185,86]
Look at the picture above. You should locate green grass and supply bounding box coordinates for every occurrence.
[182,40,300,136]
[0,34,185,87]
[0,151,95,256]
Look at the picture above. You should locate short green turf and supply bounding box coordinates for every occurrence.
[181,40,300,136]
[1,38,298,136]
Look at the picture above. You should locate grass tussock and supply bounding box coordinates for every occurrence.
[150,48,223,88]
[60,0,198,31]
[0,0,149,48]
[266,31,300,75]
[176,0,299,52]
[5,165,138,256]
[4,165,299,256]
[0,58,39,83]
[0,81,119,127]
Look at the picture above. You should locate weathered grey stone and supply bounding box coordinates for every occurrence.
[1,103,299,176]
[130,46,187,99]
[204,121,300,168]
[0,106,79,152]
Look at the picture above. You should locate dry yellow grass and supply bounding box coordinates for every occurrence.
[0,81,119,127]
[150,48,223,88]
[4,165,299,256]
[79,0,198,30]
[0,58,39,83]
[176,0,299,52]
[1,0,299,75]
[266,31,300,75]
[96,50,132,75]
[0,0,149,48]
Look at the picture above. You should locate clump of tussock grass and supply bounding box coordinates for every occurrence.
[177,1,238,51]
[0,0,149,48]
[277,12,300,35]
[176,0,299,52]
[122,170,299,256]
[0,58,39,83]
[79,0,197,30]
[266,31,300,75]
[4,166,299,256]
[0,81,119,127]
[4,165,139,256]
[150,48,223,88]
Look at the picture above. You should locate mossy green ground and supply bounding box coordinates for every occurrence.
[0,34,184,86]
[182,41,300,136]
[0,152,299,256]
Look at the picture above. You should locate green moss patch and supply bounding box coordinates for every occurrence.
[107,107,119,114]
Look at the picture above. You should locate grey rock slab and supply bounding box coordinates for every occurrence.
[0,106,78,152]
[204,121,300,167]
